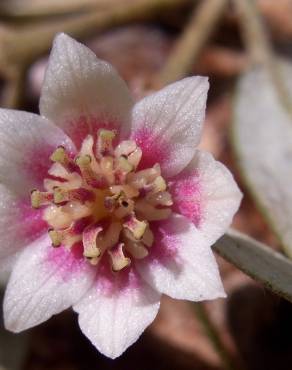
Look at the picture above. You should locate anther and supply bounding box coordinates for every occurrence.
[50,146,77,172]
[31,189,53,209]
[123,214,147,240]
[108,243,131,272]
[83,223,102,260]
[96,129,116,157]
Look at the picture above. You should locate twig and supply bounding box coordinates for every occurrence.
[233,0,273,66]
[0,0,190,108]
[1,68,25,108]
[156,0,229,86]
[0,0,190,70]
[0,0,114,18]
[193,303,237,370]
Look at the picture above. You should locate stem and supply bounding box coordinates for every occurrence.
[156,0,228,86]
[193,303,237,370]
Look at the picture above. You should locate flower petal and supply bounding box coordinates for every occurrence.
[4,235,95,332]
[40,33,133,148]
[0,185,46,265]
[136,214,225,301]
[0,108,75,196]
[169,150,242,245]
[74,266,160,359]
[131,77,209,177]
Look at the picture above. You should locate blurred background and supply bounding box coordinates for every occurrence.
[1,0,292,369]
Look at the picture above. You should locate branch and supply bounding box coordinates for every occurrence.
[156,0,229,86]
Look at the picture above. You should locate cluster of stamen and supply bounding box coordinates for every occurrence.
[31,130,173,272]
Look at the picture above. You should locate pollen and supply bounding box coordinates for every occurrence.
[31,129,173,272]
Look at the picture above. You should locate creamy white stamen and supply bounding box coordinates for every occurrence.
[31,130,173,272]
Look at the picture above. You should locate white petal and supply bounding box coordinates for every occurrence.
[169,150,242,245]
[136,214,225,301]
[0,184,46,265]
[40,33,133,148]
[74,267,160,359]
[0,108,75,196]
[4,235,95,332]
[131,77,209,177]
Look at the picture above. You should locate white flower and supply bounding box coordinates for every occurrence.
[0,33,242,359]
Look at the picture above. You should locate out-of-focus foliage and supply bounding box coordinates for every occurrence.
[233,60,292,258]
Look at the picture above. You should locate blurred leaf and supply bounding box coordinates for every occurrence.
[233,60,292,257]
[0,290,30,370]
[213,229,292,302]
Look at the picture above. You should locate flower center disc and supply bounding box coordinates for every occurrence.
[31,130,173,272]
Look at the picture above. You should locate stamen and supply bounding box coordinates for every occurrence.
[124,240,149,259]
[128,147,142,169]
[135,200,172,221]
[53,187,95,204]
[123,214,147,240]
[114,156,134,183]
[114,140,137,158]
[108,243,131,272]
[145,176,167,194]
[75,155,107,188]
[142,226,154,247]
[32,129,173,270]
[145,191,173,207]
[96,129,116,157]
[50,146,77,172]
[48,226,82,248]
[31,189,53,208]
[83,223,102,260]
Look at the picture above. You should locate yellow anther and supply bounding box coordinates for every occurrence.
[48,229,62,247]
[50,146,67,164]
[31,189,52,209]
[53,187,68,204]
[75,154,91,167]
[97,129,116,156]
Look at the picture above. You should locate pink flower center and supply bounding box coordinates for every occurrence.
[31,130,173,272]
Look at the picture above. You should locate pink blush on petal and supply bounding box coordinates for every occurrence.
[45,243,92,282]
[169,171,202,227]
[146,221,179,265]
[95,263,141,296]
[24,143,61,189]
[18,200,47,243]
[132,128,169,170]
[63,115,119,149]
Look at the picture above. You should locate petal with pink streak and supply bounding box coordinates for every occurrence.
[169,150,242,245]
[74,264,160,359]
[0,184,47,267]
[136,214,226,301]
[40,33,133,148]
[4,235,95,333]
[131,77,209,177]
[0,109,76,196]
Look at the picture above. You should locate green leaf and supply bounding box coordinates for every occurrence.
[232,60,292,257]
[213,229,292,302]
